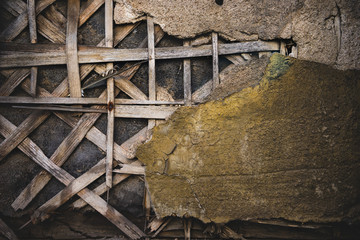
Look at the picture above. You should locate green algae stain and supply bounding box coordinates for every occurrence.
[137,54,360,223]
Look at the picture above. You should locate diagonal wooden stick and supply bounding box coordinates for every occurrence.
[11,26,164,210]
[0,115,145,239]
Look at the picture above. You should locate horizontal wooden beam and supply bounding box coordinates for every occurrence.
[115,105,177,119]
[9,104,177,119]
[0,41,280,68]
[0,96,183,105]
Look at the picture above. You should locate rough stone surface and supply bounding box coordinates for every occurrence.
[137,54,360,223]
[114,0,360,70]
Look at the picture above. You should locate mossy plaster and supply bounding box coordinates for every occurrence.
[137,54,360,223]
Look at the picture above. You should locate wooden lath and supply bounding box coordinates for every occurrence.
[0,0,281,238]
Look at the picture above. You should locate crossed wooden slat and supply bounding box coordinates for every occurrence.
[0,0,280,238]
[0,0,152,238]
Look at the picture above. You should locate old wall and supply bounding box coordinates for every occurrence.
[137,54,360,223]
[114,0,360,70]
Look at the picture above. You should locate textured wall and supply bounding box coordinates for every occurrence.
[137,54,360,223]
[115,0,360,70]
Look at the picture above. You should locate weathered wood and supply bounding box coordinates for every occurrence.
[2,0,27,16]
[183,40,191,106]
[0,110,49,161]
[114,77,148,100]
[27,0,37,43]
[212,32,219,89]
[225,54,246,65]
[0,96,184,105]
[12,105,107,113]
[280,41,286,55]
[153,218,172,237]
[29,67,38,97]
[115,105,177,119]
[0,115,145,239]
[144,188,151,221]
[105,0,114,189]
[11,104,179,118]
[147,16,156,129]
[43,5,67,29]
[31,158,107,221]
[0,217,19,240]
[30,157,145,239]
[28,0,38,98]
[0,68,30,96]
[0,41,280,68]
[10,23,160,209]
[147,16,156,101]
[0,0,55,41]
[71,128,148,209]
[192,63,234,103]
[184,218,192,240]
[66,0,82,98]
[113,164,145,175]
[148,218,165,233]
[79,0,104,27]
[12,26,163,210]
[37,14,66,43]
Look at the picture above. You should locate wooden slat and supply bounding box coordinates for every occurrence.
[153,218,172,237]
[12,26,164,210]
[66,0,82,98]
[192,63,234,103]
[0,0,55,42]
[212,32,219,89]
[113,164,145,175]
[79,0,105,27]
[71,128,147,209]
[30,156,146,240]
[0,110,49,161]
[147,16,156,101]
[184,218,192,240]
[29,67,38,97]
[0,115,145,239]
[0,41,280,68]
[114,77,148,100]
[37,14,66,43]
[0,96,184,105]
[12,105,106,113]
[147,16,156,129]
[2,0,27,16]
[10,23,157,207]
[115,105,177,119]
[183,40,191,106]
[28,0,38,97]
[0,217,19,240]
[27,0,37,43]
[0,69,30,96]
[12,72,96,210]
[105,0,114,189]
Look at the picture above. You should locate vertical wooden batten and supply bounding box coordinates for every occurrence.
[28,0,38,97]
[105,0,114,189]
[212,32,219,89]
[183,40,192,106]
[147,16,156,129]
[66,0,82,98]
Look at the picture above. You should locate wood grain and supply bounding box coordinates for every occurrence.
[0,41,280,68]
[66,0,82,98]
[105,0,114,188]
[183,40,191,106]
[212,32,219,88]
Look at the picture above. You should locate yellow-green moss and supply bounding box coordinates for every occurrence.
[137,54,360,223]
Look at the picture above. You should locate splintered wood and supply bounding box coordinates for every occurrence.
[105,0,114,189]
[0,0,281,238]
